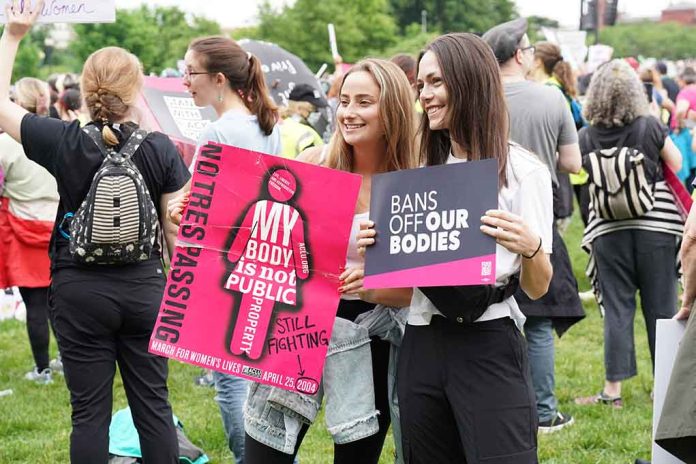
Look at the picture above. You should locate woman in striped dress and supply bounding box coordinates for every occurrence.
[575,59,683,408]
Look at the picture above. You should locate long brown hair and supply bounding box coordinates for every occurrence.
[534,41,577,98]
[325,59,417,173]
[81,47,144,146]
[189,36,278,136]
[418,33,509,187]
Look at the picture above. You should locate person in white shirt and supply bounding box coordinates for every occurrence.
[358,32,553,464]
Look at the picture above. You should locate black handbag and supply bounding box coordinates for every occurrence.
[419,276,520,324]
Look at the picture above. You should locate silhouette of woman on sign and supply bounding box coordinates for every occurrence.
[225,168,310,359]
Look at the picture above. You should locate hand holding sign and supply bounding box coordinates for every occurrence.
[3,0,44,40]
[480,210,542,258]
[356,220,376,257]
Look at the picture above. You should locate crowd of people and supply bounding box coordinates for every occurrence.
[2,1,696,463]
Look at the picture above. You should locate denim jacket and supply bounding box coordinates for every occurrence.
[244,316,378,454]
[244,307,408,456]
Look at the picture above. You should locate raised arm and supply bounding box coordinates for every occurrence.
[0,1,43,142]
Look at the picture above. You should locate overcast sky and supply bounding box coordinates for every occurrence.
[117,0,675,28]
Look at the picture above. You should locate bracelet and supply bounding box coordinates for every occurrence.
[522,236,542,259]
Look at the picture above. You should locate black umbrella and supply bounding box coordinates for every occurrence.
[239,39,328,108]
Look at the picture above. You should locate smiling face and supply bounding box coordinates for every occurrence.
[336,71,384,147]
[417,51,449,131]
[183,49,218,107]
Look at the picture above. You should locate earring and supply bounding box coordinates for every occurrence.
[217,92,224,103]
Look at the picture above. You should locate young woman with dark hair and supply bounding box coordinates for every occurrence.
[360,33,553,464]
[168,35,282,464]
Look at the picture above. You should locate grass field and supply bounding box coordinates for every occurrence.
[0,213,658,463]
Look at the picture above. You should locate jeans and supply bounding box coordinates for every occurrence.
[244,314,379,455]
[524,316,557,422]
[214,371,248,464]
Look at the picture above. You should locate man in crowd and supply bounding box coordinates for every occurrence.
[483,18,585,434]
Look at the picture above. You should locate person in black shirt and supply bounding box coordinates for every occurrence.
[0,4,190,463]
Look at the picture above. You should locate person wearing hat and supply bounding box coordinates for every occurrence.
[278,84,324,159]
[288,83,333,142]
[483,17,585,434]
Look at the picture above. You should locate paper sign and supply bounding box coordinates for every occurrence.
[586,44,614,73]
[149,143,361,394]
[0,0,116,24]
[328,23,339,58]
[652,320,687,464]
[363,159,498,289]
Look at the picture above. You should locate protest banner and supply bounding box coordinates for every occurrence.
[137,77,216,167]
[586,44,614,73]
[363,159,498,289]
[0,0,115,24]
[149,143,361,394]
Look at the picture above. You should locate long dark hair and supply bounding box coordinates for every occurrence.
[189,36,278,136]
[418,33,509,187]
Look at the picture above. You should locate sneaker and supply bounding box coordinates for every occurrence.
[49,356,64,375]
[538,411,574,434]
[24,367,53,385]
[194,370,215,387]
[578,290,596,303]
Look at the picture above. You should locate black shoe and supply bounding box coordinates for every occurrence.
[538,411,574,434]
[634,460,650,464]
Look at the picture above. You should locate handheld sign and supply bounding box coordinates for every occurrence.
[0,0,116,24]
[328,23,339,59]
[364,159,498,289]
[149,143,361,394]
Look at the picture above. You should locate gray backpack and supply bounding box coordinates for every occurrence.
[69,126,159,265]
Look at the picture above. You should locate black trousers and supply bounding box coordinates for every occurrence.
[398,317,538,464]
[18,286,52,371]
[245,299,391,464]
[50,264,178,464]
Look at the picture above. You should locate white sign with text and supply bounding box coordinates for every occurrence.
[0,0,115,24]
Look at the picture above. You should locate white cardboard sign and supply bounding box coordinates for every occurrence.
[0,0,115,24]
[652,319,688,464]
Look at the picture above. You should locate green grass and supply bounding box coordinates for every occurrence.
[0,212,656,463]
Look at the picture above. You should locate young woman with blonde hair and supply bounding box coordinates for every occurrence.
[242,58,417,464]
[0,3,190,462]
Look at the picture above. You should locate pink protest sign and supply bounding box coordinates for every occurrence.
[149,143,361,394]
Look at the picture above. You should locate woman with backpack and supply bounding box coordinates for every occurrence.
[0,77,60,385]
[574,59,682,409]
[0,4,190,462]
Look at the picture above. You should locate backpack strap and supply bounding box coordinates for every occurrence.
[82,125,149,159]
[118,129,149,160]
[587,121,635,153]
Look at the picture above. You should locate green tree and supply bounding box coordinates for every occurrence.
[255,0,398,70]
[389,0,517,34]
[71,6,221,75]
[598,22,696,60]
